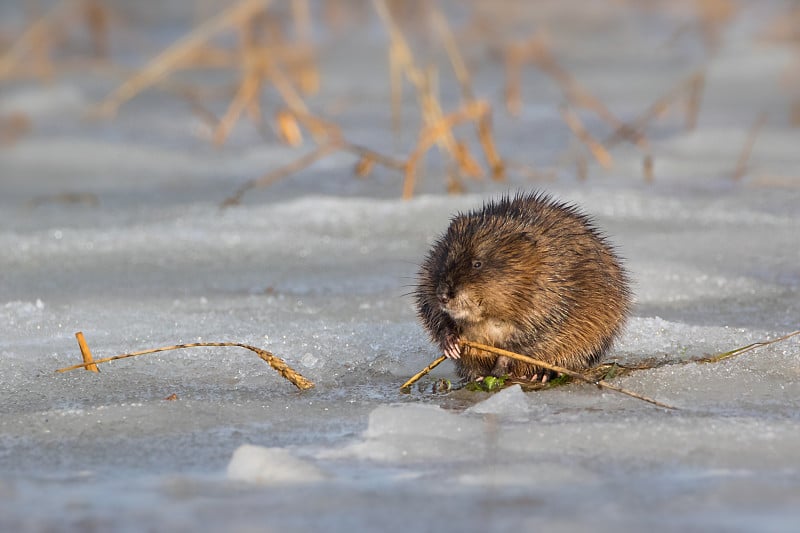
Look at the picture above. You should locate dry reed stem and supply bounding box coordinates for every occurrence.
[389,44,403,138]
[374,0,480,189]
[0,112,31,145]
[214,67,263,145]
[0,0,65,80]
[685,71,706,130]
[83,0,110,60]
[339,141,406,171]
[400,355,447,390]
[699,330,800,364]
[289,0,319,95]
[219,137,402,206]
[75,331,99,373]
[603,70,704,150]
[460,340,677,409]
[404,100,490,198]
[503,44,523,117]
[526,36,623,130]
[92,0,273,118]
[733,111,768,181]
[289,108,344,143]
[430,6,504,180]
[354,156,375,178]
[643,154,654,182]
[559,104,614,170]
[222,141,340,207]
[56,338,314,390]
[275,109,304,146]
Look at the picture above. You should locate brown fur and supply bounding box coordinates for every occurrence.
[414,192,632,381]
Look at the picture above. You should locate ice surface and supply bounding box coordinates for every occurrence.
[226,445,327,484]
[2,1,800,532]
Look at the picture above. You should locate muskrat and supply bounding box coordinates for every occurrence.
[414,192,631,382]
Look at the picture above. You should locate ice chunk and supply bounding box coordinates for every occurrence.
[325,404,486,462]
[226,445,326,484]
[465,384,530,419]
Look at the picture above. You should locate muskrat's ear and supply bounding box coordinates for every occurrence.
[522,231,538,248]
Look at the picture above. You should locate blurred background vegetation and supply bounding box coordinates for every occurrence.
[1,0,798,201]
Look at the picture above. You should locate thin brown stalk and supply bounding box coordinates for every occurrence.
[374,0,478,190]
[83,0,110,60]
[504,45,523,117]
[643,154,654,182]
[75,332,99,373]
[56,339,314,390]
[699,330,800,364]
[429,6,504,180]
[527,36,623,130]
[603,69,704,150]
[461,340,677,409]
[400,355,447,391]
[404,100,490,198]
[214,68,262,145]
[92,0,273,118]
[339,142,406,171]
[733,111,768,181]
[0,0,65,79]
[685,71,705,130]
[0,112,31,145]
[389,44,403,139]
[222,142,340,207]
[559,104,614,170]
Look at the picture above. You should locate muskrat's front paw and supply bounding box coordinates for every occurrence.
[442,334,461,359]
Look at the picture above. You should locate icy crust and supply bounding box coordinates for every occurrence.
[320,390,800,484]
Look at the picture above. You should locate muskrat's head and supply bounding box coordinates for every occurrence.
[430,214,540,324]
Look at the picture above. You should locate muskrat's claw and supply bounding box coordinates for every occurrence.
[443,334,461,359]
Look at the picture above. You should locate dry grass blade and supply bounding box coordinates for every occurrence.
[559,104,614,170]
[275,109,304,146]
[56,337,314,390]
[75,331,99,373]
[430,6,504,180]
[374,0,481,194]
[339,141,406,171]
[0,112,31,145]
[603,70,705,150]
[92,0,273,118]
[685,71,706,130]
[221,142,340,207]
[83,0,110,59]
[503,45,523,117]
[0,0,65,79]
[733,111,768,181]
[527,36,623,130]
[400,355,447,391]
[460,340,677,409]
[643,154,654,182]
[404,100,490,198]
[214,68,263,145]
[698,330,800,364]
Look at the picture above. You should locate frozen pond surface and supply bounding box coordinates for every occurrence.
[1,2,800,531]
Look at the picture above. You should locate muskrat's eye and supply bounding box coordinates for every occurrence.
[472,260,483,269]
